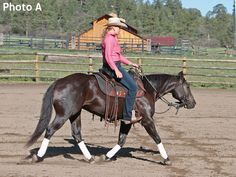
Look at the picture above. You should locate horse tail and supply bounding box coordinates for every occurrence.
[25,81,56,148]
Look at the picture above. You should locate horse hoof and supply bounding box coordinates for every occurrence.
[88,157,95,164]
[32,154,43,163]
[104,156,112,162]
[161,157,171,166]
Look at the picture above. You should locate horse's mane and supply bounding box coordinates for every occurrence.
[128,69,180,95]
[142,73,179,95]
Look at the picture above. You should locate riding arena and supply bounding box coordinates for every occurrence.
[0,80,235,176]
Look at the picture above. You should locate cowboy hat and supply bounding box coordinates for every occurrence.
[106,17,127,28]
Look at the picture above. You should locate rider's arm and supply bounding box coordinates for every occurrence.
[104,35,118,71]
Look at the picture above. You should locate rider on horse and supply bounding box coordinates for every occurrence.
[101,17,142,124]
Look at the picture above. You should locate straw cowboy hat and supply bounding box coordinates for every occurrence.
[106,17,127,28]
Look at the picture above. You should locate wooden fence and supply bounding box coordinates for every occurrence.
[0,52,236,87]
[2,35,67,49]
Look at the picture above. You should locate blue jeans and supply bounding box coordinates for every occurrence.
[102,62,138,120]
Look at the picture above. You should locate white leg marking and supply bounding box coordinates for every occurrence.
[78,141,92,160]
[37,138,50,158]
[106,144,121,159]
[157,143,168,159]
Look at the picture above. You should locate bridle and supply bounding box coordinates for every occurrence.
[173,82,190,109]
[134,67,187,115]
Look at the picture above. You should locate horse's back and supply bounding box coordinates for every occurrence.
[57,73,89,83]
[55,73,96,88]
[53,73,96,100]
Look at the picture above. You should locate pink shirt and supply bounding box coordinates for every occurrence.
[102,33,130,70]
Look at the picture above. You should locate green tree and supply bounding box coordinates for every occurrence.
[0,0,233,47]
[206,4,233,46]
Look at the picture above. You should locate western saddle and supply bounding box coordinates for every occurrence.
[93,68,145,124]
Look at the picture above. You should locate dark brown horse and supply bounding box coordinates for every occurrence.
[25,70,196,165]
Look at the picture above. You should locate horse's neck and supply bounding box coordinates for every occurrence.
[144,74,177,97]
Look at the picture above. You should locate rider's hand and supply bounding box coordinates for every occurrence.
[129,62,139,68]
[115,69,123,78]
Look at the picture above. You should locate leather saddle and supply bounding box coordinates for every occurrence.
[93,69,145,98]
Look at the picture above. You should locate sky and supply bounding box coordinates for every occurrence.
[180,0,234,16]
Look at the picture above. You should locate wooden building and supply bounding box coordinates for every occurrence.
[149,36,176,47]
[147,36,176,53]
[69,14,149,52]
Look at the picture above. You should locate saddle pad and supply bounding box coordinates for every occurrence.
[93,72,145,98]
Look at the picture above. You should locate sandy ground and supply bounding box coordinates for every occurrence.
[0,83,236,177]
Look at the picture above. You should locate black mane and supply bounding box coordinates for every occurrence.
[142,73,179,96]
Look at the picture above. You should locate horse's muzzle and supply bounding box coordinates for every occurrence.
[185,99,196,109]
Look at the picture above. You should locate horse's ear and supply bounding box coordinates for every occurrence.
[178,71,184,81]
[178,71,184,78]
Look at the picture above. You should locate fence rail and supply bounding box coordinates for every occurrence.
[2,35,67,49]
[0,52,236,87]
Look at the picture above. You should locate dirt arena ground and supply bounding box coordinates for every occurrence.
[0,84,236,177]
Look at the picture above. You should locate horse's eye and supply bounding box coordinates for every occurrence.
[185,82,190,88]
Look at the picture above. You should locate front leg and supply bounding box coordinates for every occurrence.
[141,117,171,165]
[106,121,132,159]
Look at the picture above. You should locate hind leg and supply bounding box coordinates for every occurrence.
[34,114,70,161]
[69,112,93,161]
[70,112,82,142]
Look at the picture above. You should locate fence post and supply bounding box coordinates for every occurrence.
[88,56,93,74]
[137,58,142,66]
[35,52,40,82]
[182,57,187,76]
